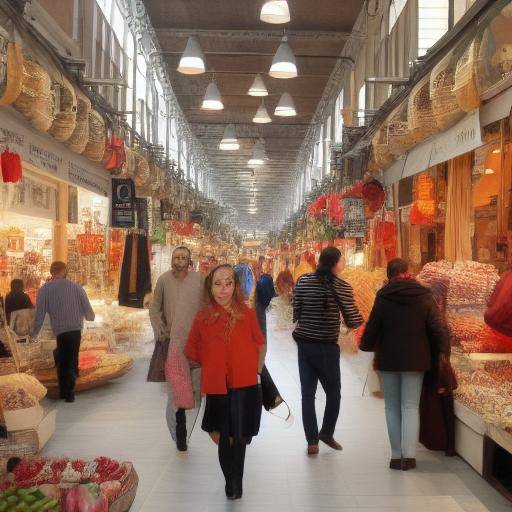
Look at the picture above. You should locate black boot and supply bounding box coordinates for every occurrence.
[218,436,234,497]
[228,440,246,500]
[175,409,187,452]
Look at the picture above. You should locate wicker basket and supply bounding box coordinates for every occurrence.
[454,37,482,112]
[489,14,512,75]
[387,103,415,158]
[13,59,55,132]
[123,145,136,178]
[0,357,17,376]
[408,75,438,142]
[0,41,23,106]
[371,124,394,170]
[430,52,465,131]
[65,88,91,154]
[82,109,106,162]
[48,75,77,142]
[133,152,150,187]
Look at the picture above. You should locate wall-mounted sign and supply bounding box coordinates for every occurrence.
[112,178,135,228]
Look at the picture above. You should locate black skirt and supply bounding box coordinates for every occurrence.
[202,385,262,439]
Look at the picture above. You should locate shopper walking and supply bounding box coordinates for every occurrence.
[185,264,266,500]
[5,279,33,325]
[360,258,449,470]
[254,258,276,340]
[33,261,95,403]
[293,246,363,455]
[149,246,203,452]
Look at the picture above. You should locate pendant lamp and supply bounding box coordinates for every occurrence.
[219,124,239,150]
[253,101,271,123]
[248,74,268,96]
[202,81,224,110]
[248,140,267,167]
[275,92,296,116]
[177,37,205,75]
[260,1,291,24]
[269,38,297,79]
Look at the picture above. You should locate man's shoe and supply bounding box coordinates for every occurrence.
[318,433,343,451]
[401,458,416,471]
[307,444,319,455]
[65,393,75,403]
[389,458,402,470]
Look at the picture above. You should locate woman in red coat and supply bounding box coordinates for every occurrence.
[185,264,266,500]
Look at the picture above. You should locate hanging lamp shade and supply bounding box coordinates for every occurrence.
[260,0,291,24]
[219,124,239,150]
[253,102,271,123]
[269,40,297,79]
[248,140,267,166]
[177,37,205,75]
[202,81,224,110]
[248,74,268,96]
[275,92,296,116]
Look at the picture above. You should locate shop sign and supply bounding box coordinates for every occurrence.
[402,141,433,179]
[429,111,482,167]
[0,108,111,197]
[341,198,366,238]
[111,178,135,228]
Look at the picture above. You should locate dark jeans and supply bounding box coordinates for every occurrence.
[54,331,81,399]
[297,341,341,445]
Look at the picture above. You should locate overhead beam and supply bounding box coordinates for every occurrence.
[154,28,354,41]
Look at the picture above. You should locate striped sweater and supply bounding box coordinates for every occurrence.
[33,278,95,337]
[293,272,363,343]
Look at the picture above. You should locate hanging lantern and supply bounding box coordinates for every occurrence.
[177,37,205,75]
[269,39,297,79]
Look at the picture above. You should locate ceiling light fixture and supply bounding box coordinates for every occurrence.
[253,101,272,123]
[248,74,269,96]
[260,0,291,24]
[202,81,224,110]
[275,92,296,116]
[269,37,297,79]
[248,140,267,167]
[177,36,205,75]
[219,124,239,150]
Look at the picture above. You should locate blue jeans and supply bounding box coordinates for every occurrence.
[297,341,341,445]
[379,371,424,459]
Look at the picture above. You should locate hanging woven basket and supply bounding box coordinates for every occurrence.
[48,75,77,142]
[453,37,482,112]
[430,52,465,131]
[13,59,55,132]
[0,41,23,106]
[123,145,136,177]
[408,75,438,142]
[387,103,414,158]
[82,109,106,162]
[65,88,91,154]
[371,123,394,170]
[489,14,512,76]
[133,151,150,187]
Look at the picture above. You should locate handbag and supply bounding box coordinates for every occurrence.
[260,366,291,421]
[146,338,169,382]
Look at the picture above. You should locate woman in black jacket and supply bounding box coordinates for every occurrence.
[360,258,448,471]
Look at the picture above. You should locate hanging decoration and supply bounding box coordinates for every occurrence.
[103,132,126,174]
[409,173,436,225]
[1,149,22,183]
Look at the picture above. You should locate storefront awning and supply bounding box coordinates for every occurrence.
[403,141,433,179]
[480,83,512,127]
[383,158,406,186]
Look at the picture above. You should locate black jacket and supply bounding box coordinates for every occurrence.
[360,279,448,372]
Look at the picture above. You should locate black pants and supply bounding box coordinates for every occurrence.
[297,341,341,445]
[54,331,81,399]
[218,435,247,489]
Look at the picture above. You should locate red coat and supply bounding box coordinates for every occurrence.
[484,271,512,337]
[185,304,264,394]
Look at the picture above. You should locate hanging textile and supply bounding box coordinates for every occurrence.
[1,149,22,183]
[234,263,255,299]
[118,231,152,308]
[444,154,472,261]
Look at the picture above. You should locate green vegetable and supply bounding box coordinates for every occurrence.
[6,495,18,505]
[19,496,36,505]
[0,499,7,512]
[38,501,58,512]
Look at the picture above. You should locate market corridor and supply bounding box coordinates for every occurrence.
[42,312,510,512]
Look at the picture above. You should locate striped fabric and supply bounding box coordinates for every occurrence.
[293,272,363,343]
[33,279,95,337]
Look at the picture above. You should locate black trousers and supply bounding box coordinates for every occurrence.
[54,331,81,398]
[218,435,247,489]
[297,341,341,445]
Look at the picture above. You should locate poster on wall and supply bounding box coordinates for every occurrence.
[111,178,135,228]
[342,197,366,238]
[135,197,149,232]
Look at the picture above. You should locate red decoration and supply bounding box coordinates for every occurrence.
[104,133,126,173]
[410,174,435,225]
[171,221,194,236]
[374,221,397,261]
[362,179,385,212]
[76,234,105,256]
[1,149,22,183]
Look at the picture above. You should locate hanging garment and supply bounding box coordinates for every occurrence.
[1,150,22,183]
[118,232,152,308]
[484,270,512,336]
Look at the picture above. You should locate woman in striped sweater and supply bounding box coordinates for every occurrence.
[293,247,363,455]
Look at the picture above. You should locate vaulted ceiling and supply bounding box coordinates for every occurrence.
[143,0,364,233]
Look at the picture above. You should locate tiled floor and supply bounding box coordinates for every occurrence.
[42,312,512,512]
